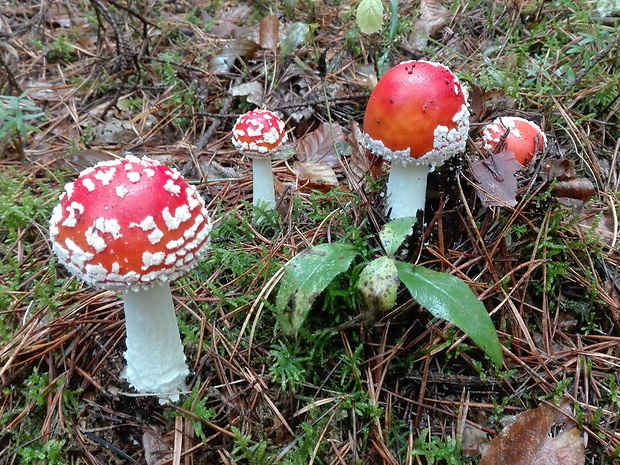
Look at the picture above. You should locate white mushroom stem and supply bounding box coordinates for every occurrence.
[121,282,189,402]
[385,159,430,220]
[251,157,276,210]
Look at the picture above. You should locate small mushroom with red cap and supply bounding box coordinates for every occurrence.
[363,60,470,220]
[481,116,546,166]
[232,109,288,210]
[50,155,212,401]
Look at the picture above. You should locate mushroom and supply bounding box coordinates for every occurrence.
[481,116,546,166]
[231,109,288,210]
[50,155,212,401]
[363,60,470,220]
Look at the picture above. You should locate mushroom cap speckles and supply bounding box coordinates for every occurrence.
[363,60,470,167]
[50,155,212,291]
[231,109,287,158]
[481,116,546,166]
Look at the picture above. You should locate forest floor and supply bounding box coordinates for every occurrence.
[0,0,619,464]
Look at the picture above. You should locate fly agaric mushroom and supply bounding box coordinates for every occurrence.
[231,109,287,210]
[363,60,470,220]
[50,155,212,401]
[481,116,546,166]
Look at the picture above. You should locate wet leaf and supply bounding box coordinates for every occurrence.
[293,162,338,191]
[259,15,279,52]
[396,263,503,366]
[470,151,523,207]
[275,243,359,337]
[297,122,345,168]
[379,217,416,258]
[480,402,585,465]
[356,0,384,34]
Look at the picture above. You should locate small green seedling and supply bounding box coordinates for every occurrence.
[0,93,43,159]
[274,217,503,366]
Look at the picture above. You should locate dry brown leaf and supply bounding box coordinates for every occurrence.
[259,15,279,52]
[293,161,338,191]
[409,0,450,50]
[480,402,584,465]
[296,122,345,168]
[346,120,375,182]
[208,39,260,74]
[470,150,523,207]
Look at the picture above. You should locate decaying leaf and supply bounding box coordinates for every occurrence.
[293,161,338,191]
[208,39,260,74]
[540,159,577,182]
[462,425,488,457]
[296,122,345,168]
[143,429,172,465]
[259,15,279,52]
[229,81,263,106]
[470,151,523,207]
[409,0,450,50]
[480,402,584,465]
[344,120,374,184]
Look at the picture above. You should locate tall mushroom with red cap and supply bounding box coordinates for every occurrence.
[50,155,212,401]
[363,60,470,220]
[232,109,287,210]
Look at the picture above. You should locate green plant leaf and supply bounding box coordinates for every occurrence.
[379,217,416,258]
[356,0,384,35]
[275,243,359,337]
[395,263,503,366]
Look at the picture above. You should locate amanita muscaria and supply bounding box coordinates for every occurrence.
[50,155,212,401]
[481,116,546,166]
[232,109,288,210]
[363,60,470,219]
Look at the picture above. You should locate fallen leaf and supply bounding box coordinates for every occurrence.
[229,81,263,106]
[533,427,585,465]
[208,39,260,74]
[470,151,523,207]
[480,402,584,465]
[293,161,338,191]
[461,425,488,457]
[409,0,449,50]
[143,429,172,465]
[578,206,617,246]
[346,120,375,182]
[540,159,577,182]
[296,122,345,168]
[552,178,595,202]
[259,15,279,52]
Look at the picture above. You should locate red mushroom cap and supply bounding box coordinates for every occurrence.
[481,116,546,166]
[50,155,212,290]
[363,60,470,167]
[231,109,287,158]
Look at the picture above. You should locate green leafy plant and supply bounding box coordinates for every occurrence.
[274,217,503,366]
[0,93,43,159]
